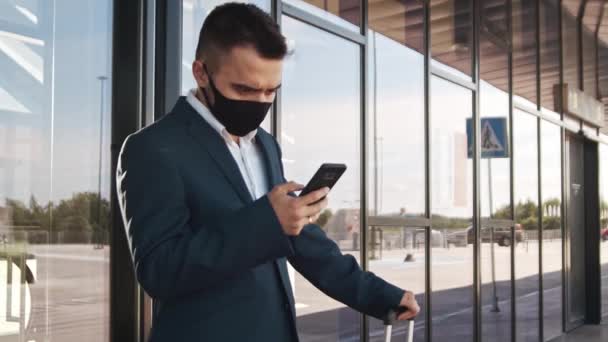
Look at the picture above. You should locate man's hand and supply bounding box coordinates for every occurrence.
[268,181,329,236]
[397,291,420,321]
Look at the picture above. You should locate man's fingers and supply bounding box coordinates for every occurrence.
[277,181,304,194]
[397,311,416,321]
[299,187,330,205]
[300,197,328,218]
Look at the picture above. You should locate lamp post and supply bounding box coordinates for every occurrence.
[96,75,107,249]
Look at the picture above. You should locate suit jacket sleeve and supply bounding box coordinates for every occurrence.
[272,140,405,320]
[116,134,294,301]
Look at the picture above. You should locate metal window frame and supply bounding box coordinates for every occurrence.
[536,1,545,341]
[472,1,482,342]
[127,0,608,340]
[110,1,145,342]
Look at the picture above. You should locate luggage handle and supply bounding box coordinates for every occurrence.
[383,307,414,342]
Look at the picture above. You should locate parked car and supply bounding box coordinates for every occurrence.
[601,227,608,242]
[446,225,524,247]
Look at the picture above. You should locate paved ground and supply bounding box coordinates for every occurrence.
[0,241,604,341]
[550,323,608,342]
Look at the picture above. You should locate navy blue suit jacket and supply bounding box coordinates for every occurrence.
[116,97,405,341]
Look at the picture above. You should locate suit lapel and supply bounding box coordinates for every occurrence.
[256,132,296,313]
[255,132,282,187]
[179,99,253,204]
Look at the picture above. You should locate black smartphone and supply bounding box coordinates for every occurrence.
[299,163,347,199]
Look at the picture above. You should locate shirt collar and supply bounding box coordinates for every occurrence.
[186,88,257,143]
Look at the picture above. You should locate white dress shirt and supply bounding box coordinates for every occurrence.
[186,89,269,200]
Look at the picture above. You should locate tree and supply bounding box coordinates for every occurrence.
[4,191,111,244]
[316,209,333,229]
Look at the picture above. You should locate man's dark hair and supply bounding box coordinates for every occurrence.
[195,3,287,67]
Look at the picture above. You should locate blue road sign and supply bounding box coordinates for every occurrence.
[466,117,509,158]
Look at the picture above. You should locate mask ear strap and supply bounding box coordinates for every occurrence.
[200,63,214,108]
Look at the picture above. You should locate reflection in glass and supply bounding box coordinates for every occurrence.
[0,1,112,341]
[600,143,608,319]
[367,227,426,342]
[281,17,362,341]
[368,0,424,53]
[479,11,512,337]
[367,32,425,217]
[541,120,563,341]
[600,44,608,103]
[430,76,474,342]
[513,109,540,342]
[540,0,561,118]
[512,0,537,107]
[562,8,579,93]
[582,31,597,98]
[283,0,360,31]
[430,0,473,79]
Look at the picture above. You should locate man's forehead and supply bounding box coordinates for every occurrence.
[218,46,283,87]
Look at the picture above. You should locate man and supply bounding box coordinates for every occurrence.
[116,3,419,341]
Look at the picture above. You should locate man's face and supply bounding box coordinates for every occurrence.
[193,45,283,104]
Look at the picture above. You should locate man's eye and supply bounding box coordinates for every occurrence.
[237,86,255,93]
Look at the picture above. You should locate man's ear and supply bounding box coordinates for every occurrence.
[192,59,208,87]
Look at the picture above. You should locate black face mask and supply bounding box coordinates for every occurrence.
[201,65,272,137]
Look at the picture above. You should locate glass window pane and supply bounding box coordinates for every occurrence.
[431,76,474,342]
[0,1,112,341]
[283,0,360,32]
[367,31,425,217]
[430,0,473,79]
[582,1,603,30]
[541,120,563,341]
[368,0,424,53]
[540,0,561,118]
[281,17,362,341]
[582,29,597,98]
[367,227,426,342]
[600,43,608,100]
[562,6,579,92]
[479,3,512,337]
[600,143,608,319]
[513,0,538,107]
[600,43,608,134]
[513,109,540,342]
[181,0,273,130]
[562,0,582,17]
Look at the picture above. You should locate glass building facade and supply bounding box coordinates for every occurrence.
[1,0,608,341]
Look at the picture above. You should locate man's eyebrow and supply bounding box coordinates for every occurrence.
[232,83,282,91]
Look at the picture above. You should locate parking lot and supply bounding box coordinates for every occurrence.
[0,239,604,342]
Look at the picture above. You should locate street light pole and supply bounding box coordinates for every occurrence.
[96,75,107,249]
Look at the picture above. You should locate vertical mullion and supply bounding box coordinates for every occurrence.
[538,117,544,342]
[557,0,568,332]
[536,0,544,340]
[361,0,369,340]
[473,0,482,341]
[507,0,516,341]
[424,1,432,342]
[110,1,144,342]
[536,0,541,112]
[274,0,283,141]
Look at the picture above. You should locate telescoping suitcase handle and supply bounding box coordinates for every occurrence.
[383,307,414,342]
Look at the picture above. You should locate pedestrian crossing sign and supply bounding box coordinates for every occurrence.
[466,117,509,158]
